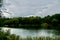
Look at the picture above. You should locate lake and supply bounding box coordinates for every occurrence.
[1,27,60,38]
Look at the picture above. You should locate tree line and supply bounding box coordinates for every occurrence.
[0,13,60,30]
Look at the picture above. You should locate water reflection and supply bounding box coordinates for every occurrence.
[2,27,60,38]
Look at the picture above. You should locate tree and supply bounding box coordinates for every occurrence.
[41,23,48,29]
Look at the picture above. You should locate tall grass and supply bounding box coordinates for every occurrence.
[19,36,60,40]
[0,28,20,40]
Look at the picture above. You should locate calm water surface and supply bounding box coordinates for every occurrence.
[2,27,60,38]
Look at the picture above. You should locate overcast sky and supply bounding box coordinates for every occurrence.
[1,0,60,18]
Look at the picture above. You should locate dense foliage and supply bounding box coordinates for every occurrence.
[0,14,60,30]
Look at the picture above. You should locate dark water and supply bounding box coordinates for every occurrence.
[2,27,60,38]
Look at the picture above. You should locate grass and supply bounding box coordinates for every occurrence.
[19,36,60,40]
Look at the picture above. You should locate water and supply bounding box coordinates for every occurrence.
[2,27,60,38]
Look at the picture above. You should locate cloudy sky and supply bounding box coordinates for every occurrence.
[1,0,60,17]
